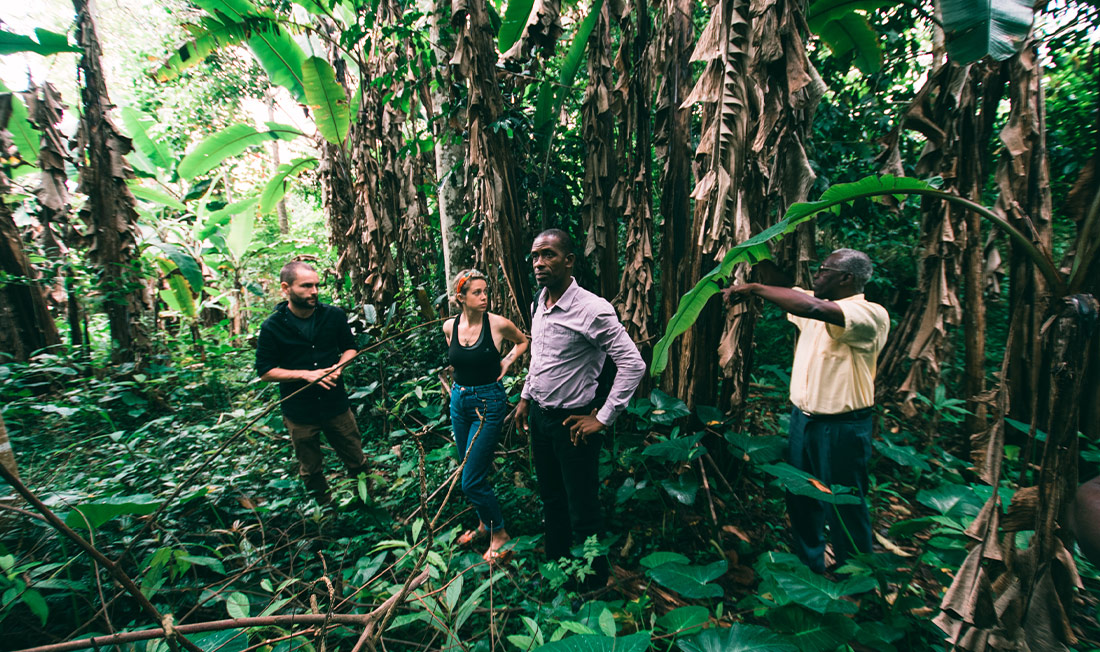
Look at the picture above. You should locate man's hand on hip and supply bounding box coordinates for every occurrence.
[515,398,530,435]
[563,410,604,446]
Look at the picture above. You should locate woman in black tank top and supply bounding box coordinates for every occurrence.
[443,269,528,561]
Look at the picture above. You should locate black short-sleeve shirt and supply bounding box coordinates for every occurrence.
[255,301,356,424]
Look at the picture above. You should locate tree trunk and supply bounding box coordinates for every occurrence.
[73,0,145,363]
[267,95,290,235]
[0,411,16,483]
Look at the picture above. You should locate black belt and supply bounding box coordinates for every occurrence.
[532,399,599,420]
[799,407,873,422]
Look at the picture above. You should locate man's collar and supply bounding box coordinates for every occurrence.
[836,293,865,302]
[545,277,579,312]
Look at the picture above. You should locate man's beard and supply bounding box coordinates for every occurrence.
[289,294,316,309]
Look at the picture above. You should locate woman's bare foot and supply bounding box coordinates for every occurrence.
[458,525,489,547]
[483,529,511,562]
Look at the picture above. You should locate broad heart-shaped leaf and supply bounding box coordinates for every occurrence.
[0,82,41,165]
[651,175,938,377]
[647,559,727,599]
[301,57,350,146]
[640,551,689,569]
[766,606,858,652]
[533,631,651,652]
[178,123,302,181]
[130,185,188,212]
[226,591,250,619]
[643,433,705,463]
[677,623,797,652]
[193,0,308,100]
[121,107,174,172]
[813,12,882,74]
[759,463,863,505]
[724,432,786,464]
[0,28,80,56]
[873,438,931,472]
[655,606,709,636]
[940,0,1034,65]
[152,242,204,292]
[770,566,877,614]
[660,473,700,505]
[63,494,161,530]
[916,483,983,520]
[497,0,535,53]
[187,630,248,652]
[648,388,691,425]
[261,157,318,213]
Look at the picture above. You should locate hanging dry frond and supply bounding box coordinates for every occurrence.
[500,0,564,62]
[73,0,147,362]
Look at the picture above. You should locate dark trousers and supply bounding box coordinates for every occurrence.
[450,381,507,532]
[284,409,368,498]
[530,400,609,586]
[787,407,874,573]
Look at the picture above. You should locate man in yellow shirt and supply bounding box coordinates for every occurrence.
[724,249,889,573]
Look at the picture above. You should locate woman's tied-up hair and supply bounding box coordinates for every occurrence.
[451,269,488,307]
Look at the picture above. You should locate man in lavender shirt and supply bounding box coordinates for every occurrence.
[516,229,645,589]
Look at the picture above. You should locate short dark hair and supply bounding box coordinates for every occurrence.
[536,228,574,256]
[280,261,315,285]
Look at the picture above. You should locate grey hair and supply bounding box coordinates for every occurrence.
[829,249,873,287]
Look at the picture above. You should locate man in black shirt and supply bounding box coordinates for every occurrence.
[255,261,368,504]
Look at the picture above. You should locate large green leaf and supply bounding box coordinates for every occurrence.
[770,568,877,614]
[759,463,863,505]
[678,624,797,652]
[130,185,188,212]
[63,494,161,530]
[261,157,318,213]
[154,17,253,82]
[651,175,941,377]
[301,57,350,146]
[194,0,308,100]
[0,28,80,56]
[655,606,709,636]
[915,483,982,520]
[812,12,882,74]
[153,242,204,292]
[643,433,704,463]
[178,124,302,181]
[940,0,1034,64]
[498,0,534,53]
[660,473,700,505]
[647,559,726,599]
[724,432,786,464]
[766,607,858,652]
[533,631,651,652]
[532,0,604,130]
[0,82,41,165]
[121,107,174,172]
[648,389,691,425]
[226,199,259,261]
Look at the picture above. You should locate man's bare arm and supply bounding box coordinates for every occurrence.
[724,283,844,326]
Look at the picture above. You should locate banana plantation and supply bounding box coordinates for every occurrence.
[0,0,1098,649]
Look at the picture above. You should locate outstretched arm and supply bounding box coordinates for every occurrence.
[724,283,844,326]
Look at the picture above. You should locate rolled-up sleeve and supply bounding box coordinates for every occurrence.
[587,310,645,425]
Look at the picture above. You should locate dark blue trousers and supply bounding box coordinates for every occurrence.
[450,382,507,532]
[787,407,874,573]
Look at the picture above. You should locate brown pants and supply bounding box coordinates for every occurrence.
[284,409,368,496]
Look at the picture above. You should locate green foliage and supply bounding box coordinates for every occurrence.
[807,0,890,74]
[301,57,350,146]
[177,123,302,181]
[0,82,41,165]
[940,0,1034,64]
[0,28,80,56]
[678,623,797,652]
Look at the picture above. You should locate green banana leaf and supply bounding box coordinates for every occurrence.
[194,0,308,101]
[806,0,891,30]
[940,0,1034,64]
[152,242,205,293]
[226,198,259,262]
[155,257,199,319]
[129,184,188,212]
[260,157,318,213]
[650,175,938,377]
[153,17,252,82]
[0,82,41,165]
[121,107,175,173]
[0,28,80,56]
[497,0,535,53]
[811,11,882,74]
[301,57,350,146]
[532,0,604,131]
[178,123,302,181]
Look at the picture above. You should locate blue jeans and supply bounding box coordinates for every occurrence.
[450,381,507,532]
[787,407,874,573]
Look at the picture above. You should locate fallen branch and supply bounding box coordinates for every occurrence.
[15,570,431,652]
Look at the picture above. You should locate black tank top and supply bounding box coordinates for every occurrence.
[448,315,501,386]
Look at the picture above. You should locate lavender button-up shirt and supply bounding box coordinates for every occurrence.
[521,278,645,425]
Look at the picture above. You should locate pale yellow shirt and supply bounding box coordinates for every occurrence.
[787,288,890,415]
